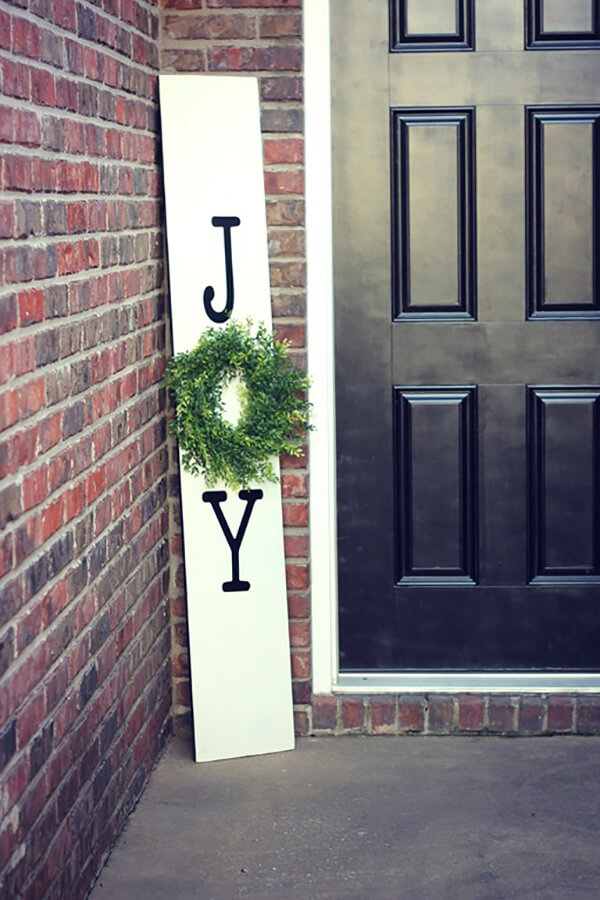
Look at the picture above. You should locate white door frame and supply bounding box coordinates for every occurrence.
[303,0,600,695]
[304,0,338,695]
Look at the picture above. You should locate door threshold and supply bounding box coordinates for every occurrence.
[336,673,600,693]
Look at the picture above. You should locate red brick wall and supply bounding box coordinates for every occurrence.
[312,694,600,736]
[159,0,311,736]
[0,1,171,896]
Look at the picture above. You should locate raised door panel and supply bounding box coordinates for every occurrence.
[391,109,476,318]
[527,0,600,49]
[526,107,600,317]
[395,387,478,583]
[529,388,600,581]
[390,0,475,51]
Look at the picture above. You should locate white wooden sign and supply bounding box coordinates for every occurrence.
[159,75,295,762]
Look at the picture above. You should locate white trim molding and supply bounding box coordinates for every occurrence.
[304,0,338,694]
[337,673,600,694]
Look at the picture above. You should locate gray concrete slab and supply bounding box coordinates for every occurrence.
[91,735,600,899]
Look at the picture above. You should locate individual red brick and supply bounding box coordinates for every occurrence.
[312,695,337,731]
[16,690,46,749]
[0,391,19,431]
[39,411,62,451]
[260,13,302,38]
[264,137,303,165]
[17,595,45,654]
[54,0,77,32]
[41,497,64,541]
[341,698,365,730]
[94,495,111,535]
[271,264,305,292]
[18,289,45,326]
[82,46,102,81]
[281,473,307,499]
[284,533,308,558]
[208,45,302,72]
[264,169,304,195]
[15,424,40,469]
[459,695,484,731]
[14,199,42,240]
[14,110,41,147]
[4,155,32,192]
[0,294,18,334]
[161,48,207,71]
[518,697,544,734]
[14,338,35,376]
[0,533,13,578]
[262,107,303,133]
[0,106,15,143]
[64,483,85,522]
[0,10,9,51]
[292,680,311,704]
[577,697,600,733]
[261,75,302,101]
[164,13,255,40]
[1,755,28,819]
[287,592,309,619]
[170,638,190,676]
[398,695,425,732]
[55,76,78,111]
[40,28,64,70]
[547,695,574,732]
[283,501,308,527]
[291,651,310,679]
[1,59,30,99]
[173,680,191,708]
[48,452,70,495]
[13,513,41,566]
[294,709,309,736]
[371,697,396,733]
[487,696,516,733]
[286,563,308,591]
[0,348,15,388]
[428,696,455,733]
[289,620,310,648]
[12,18,42,60]
[19,376,45,418]
[66,202,88,234]
[267,198,304,226]
[31,68,55,107]
[274,322,306,348]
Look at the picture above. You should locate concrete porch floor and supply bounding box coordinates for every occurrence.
[90,734,600,899]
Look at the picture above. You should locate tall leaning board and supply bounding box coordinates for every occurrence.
[159,75,295,762]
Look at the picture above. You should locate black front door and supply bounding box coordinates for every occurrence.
[332,0,600,671]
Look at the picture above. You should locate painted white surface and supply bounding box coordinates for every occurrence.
[304,0,600,694]
[304,0,338,696]
[338,673,600,693]
[160,74,294,761]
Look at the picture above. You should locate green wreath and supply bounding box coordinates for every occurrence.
[163,319,312,490]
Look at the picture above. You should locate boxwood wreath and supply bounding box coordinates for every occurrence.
[164,319,312,490]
